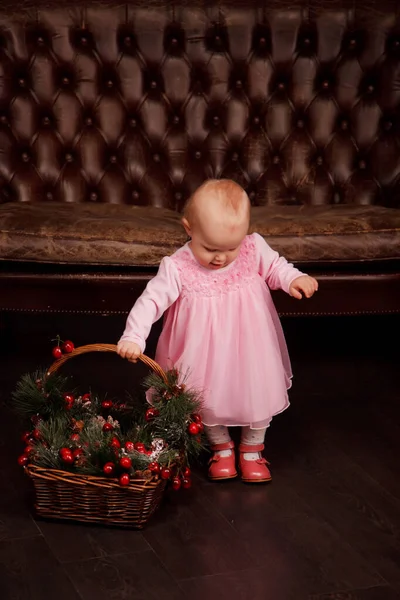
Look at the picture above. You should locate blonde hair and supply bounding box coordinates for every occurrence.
[184,179,250,223]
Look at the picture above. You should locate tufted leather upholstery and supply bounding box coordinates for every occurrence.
[0,0,399,280]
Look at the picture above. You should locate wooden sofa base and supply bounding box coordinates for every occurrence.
[1,263,399,317]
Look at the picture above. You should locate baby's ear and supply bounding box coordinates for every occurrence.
[181,217,191,236]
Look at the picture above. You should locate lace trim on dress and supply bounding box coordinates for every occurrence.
[171,235,258,298]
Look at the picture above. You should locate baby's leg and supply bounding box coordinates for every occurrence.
[239,424,272,483]
[203,425,232,457]
[240,426,268,460]
[204,425,237,480]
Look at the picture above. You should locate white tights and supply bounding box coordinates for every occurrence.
[204,425,269,460]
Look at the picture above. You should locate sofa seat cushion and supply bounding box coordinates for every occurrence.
[250,205,400,263]
[0,203,186,267]
[0,203,399,267]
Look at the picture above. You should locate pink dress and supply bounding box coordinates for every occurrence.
[120,233,304,429]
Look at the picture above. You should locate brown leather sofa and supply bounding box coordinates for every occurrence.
[0,0,399,318]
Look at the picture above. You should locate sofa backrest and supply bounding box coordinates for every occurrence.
[1,0,400,210]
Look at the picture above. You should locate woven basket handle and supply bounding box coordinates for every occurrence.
[46,343,168,384]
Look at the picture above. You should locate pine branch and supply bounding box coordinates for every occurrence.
[15,364,206,478]
[12,371,74,419]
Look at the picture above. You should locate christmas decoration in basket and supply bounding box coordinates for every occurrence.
[13,342,205,529]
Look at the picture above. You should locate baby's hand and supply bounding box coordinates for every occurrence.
[289,275,318,300]
[117,341,142,362]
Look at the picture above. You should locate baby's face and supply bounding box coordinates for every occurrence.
[189,217,248,270]
[183,185,250,270]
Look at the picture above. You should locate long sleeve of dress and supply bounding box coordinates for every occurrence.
[119,256,181,353]
[253,232,305,294]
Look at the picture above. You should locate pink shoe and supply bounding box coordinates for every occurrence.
[208,441,237,481]
[238,443,272,483]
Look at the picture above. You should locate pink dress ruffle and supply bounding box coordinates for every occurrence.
[120,233,304,429]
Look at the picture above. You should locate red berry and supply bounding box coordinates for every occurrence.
[145,407,159,422]
[183,467,191,478]
[33,429,42,440]
[60,447,71,456]
[101,400,113,410]
[82,393,91,402]
[172,476,181,490]
[52,346,62,359]
[72,448,84,459]
[110,437,121,449]
[102,423,113,433]
[161,467,171,480]
[18,454,29,466]
[125,441,134,452]
[192,413,202,424]
[182,477,192,489]
[31,414,42,426]
[145,449,152,456]
[134,442,145,453]
[148,462,160,473]
[62,340,74,353]
[21,431,32,443]
[63,394,74,410]
[188,422,200,435]
[119,473,130,486]
[70,433,80,442]
[103,462,115,476]
[24,445,35,455]
[119,456,132,470]
[62,453,74,465]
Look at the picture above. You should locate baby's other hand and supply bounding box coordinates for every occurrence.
[117,341,142,362]
[289,276,318,300]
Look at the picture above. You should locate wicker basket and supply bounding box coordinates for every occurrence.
[25,344,168,529]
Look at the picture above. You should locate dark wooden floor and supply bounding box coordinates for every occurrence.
[0,313,400,600]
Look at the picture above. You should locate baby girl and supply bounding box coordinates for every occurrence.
[117,179,318,483]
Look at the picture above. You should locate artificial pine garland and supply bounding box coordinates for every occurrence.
[14,346,205,491]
